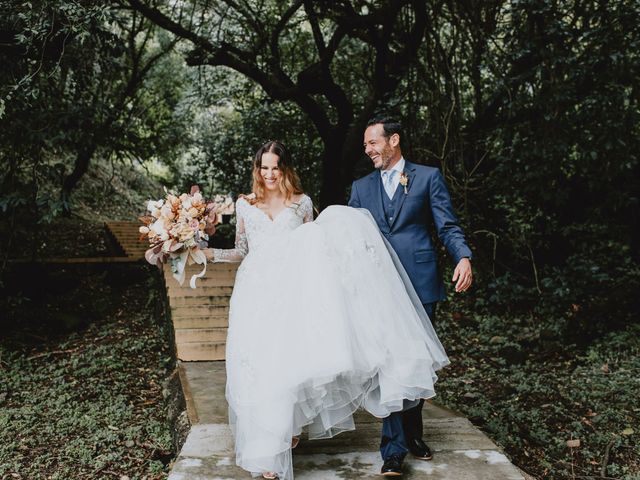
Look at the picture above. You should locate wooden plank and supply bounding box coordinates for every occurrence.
[173,268,237,276]
[107,231,140,236]
[165,267,238,275]
[104,222,148,259]
[165,267,237,277]
[110,231,142,235]
[167,286,234,297]
[171,305,230,318]
[175,327,228,343]
[163,263,238,278]
[164,263,239,273]
[169,295,231,307]
[176,342,226,361]
[172,316,229,329]
[165,277,236,289]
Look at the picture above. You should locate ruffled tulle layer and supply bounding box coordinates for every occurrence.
[225,206,449,479]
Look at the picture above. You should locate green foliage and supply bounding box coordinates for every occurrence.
[0,264,175,478]
[410,0,640,335]
[168,68,323,202]
[0,1,191,225]
[438,306,640,479]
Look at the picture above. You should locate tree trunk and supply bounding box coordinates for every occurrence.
[61,143,97,215]
[319,138,347,208]
[317,117,368,209]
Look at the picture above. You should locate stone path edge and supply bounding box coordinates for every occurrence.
[178,362,200,425]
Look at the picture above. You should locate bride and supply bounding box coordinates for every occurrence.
[203,140,449,480]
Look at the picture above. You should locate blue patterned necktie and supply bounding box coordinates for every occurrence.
[383,170,396,199]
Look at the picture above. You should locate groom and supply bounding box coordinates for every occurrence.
[348,116,473,476]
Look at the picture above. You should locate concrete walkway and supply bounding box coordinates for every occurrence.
[169,362,528,480]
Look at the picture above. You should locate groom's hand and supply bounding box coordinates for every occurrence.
[452,258,473,292]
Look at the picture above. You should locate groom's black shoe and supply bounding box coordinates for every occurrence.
[381,454,403,476]
[407,438,433,460]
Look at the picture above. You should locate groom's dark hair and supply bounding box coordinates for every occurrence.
[367,116,403,141]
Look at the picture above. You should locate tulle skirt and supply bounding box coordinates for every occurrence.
[225,206,449,479]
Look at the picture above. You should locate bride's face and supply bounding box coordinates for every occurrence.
[260,152,282,191]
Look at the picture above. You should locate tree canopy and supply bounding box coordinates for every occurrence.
[1,0,638,333]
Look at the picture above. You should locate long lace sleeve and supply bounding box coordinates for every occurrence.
[301,195,314,223]
[212,199,249,263]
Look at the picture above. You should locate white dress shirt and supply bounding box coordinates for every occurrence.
[381,157,405,198]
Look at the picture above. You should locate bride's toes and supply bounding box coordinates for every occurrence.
[291,436,300,449]
[262,472,278,479]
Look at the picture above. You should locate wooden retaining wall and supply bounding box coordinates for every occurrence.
[106,220,234,361]
[164,262,236,361]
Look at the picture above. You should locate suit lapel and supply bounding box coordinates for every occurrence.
[388,161,416,230]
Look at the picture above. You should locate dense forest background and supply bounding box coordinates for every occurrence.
[1,1,639,479]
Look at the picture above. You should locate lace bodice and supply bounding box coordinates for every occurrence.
[212,194,314,262]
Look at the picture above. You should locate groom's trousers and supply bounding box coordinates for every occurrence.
[380,302,438,460]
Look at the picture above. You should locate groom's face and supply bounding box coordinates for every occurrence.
[364,124,397,170]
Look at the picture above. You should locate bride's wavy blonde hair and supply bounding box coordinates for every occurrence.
[249,140,304,204]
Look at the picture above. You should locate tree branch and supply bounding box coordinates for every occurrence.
[269,0,304,81]
[127,0,217,55]
[303,0,326,56]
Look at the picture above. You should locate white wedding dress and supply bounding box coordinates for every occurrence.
[213,194,449,480]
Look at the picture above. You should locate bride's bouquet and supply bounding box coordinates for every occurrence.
[140,186,234,288]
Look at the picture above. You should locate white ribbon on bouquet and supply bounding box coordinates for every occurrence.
[170,248,208,289]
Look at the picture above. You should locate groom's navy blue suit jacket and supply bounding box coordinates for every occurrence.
[348,160,472,304]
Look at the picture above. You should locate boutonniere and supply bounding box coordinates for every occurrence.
[399,172,409,194]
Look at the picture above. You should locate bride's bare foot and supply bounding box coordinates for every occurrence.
[261,438,297,478]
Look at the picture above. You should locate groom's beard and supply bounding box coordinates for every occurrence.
[372,144,395,170]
